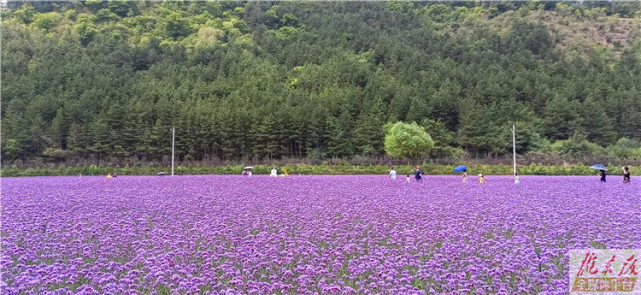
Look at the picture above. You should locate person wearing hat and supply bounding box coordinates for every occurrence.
[478,173,485,184]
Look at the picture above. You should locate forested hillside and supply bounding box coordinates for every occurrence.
[2,1,641,166]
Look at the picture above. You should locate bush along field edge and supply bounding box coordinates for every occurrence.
[1,163,639,177]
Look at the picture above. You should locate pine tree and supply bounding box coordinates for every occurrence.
[580,96,617,145]
[543,95,582,140]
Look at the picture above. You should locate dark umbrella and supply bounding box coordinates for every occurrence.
[454,166,467,173]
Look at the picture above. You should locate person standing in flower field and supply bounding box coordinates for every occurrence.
[478,173,485,184]
[414,166,424,182]
[406,174,411,183]
[513,173,520,184]
[389,166,397,180]
[270,166,278,177]
[462,169,468,183]
[598,169,606,182]
[622,166,631,183]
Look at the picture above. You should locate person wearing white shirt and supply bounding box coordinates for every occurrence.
[389,166,397,180]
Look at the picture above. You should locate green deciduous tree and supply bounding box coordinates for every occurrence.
[14,4,35,24]
[32,12,61,31]
[75,15,98,45]
[384,121,434,160]
[609,137,641,159]
[550,132,605,158]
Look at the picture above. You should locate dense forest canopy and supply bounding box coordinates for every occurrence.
[2,1,641,165]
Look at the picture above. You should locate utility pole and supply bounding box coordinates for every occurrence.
[511,124,516,175]
[171,126,175,176]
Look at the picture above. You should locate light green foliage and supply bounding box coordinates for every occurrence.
[65,9,78,21]
[384,122,434,159]
[550,132,606,157]
[609,138,641,159]
[191,11,214,26]
[75,14,98,45]
[95,8,119,22]
[14,4,35,24]
[266,8,278,19]
[125,15,156,34]
[555,3,571,17]
[274,26,302,39]
[281,13,298,26]
[32,12,61,31]
[191,27,224,47]
[233,7,245,17]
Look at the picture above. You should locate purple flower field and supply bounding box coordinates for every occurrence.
[1,175,639,295]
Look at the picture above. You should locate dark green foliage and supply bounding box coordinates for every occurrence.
[2,2,641,165]
[162,12,191,39]
[108,0,139,18]
[3,139,23,160]
[421,118,462,158]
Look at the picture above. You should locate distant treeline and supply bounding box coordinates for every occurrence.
[2,1,641,166]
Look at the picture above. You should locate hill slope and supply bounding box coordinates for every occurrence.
[2,1,641,164]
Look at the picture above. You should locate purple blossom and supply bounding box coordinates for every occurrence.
[1,175,639,293]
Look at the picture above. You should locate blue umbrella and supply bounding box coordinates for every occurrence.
[454,166,467,173]
[590,164,607,171]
